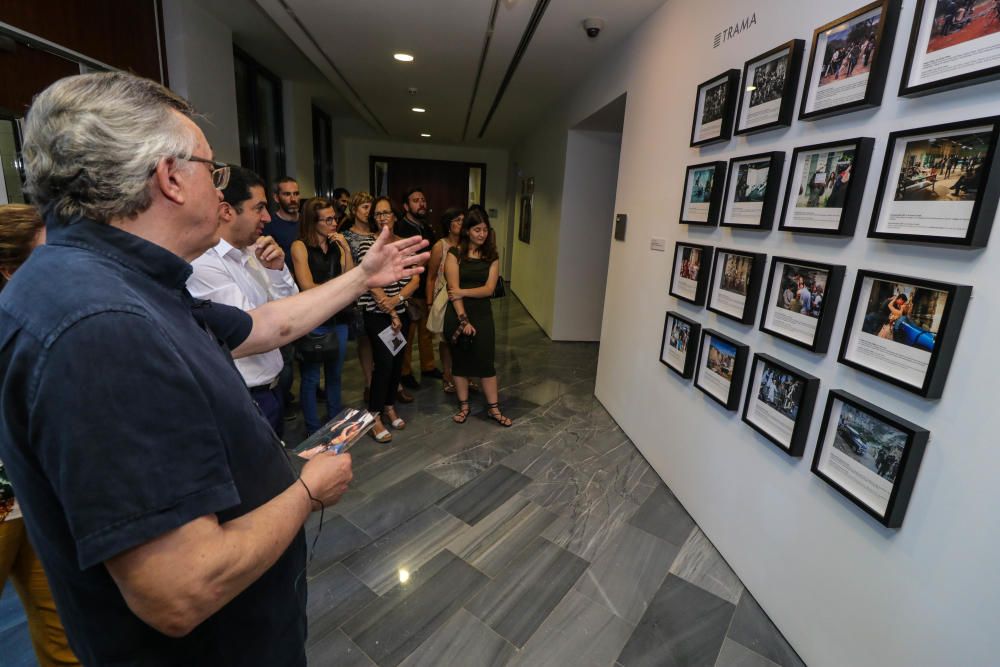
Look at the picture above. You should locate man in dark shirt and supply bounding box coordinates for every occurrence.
[396,187,441,387]
[0,72,427,665]
[263,175,301,414]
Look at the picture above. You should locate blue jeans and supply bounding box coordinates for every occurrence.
[299,324,349,434]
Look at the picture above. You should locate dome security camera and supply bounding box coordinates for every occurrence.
[582,18,604,39]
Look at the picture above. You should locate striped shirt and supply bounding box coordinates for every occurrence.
[347,230,411,313]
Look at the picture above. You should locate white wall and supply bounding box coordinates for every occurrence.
[337,136,511,269]
[551,129,621,341]
[519,1,1000,665]
[161,0,241,164]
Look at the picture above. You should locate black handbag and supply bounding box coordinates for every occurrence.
[295,329,340,362]
[492,276,506,299]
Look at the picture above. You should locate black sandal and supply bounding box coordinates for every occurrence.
[453,400,471,424]
[486,402,513,427]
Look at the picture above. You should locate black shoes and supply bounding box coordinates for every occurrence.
[400,374,421,390]
[422,368,444,380]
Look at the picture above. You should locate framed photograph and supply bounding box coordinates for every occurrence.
[900,0,1000,96]
[742,354,820,456]
[779,137,875,235]
[660,311,701,378]
[668,242,713,306]
[720,151,786,229]
[690,70,740,147]
[760,257,846,352]
[799,1,901,120]
[518,194,532,244]
[868,116,1000,247]
[838,270,972,398]
[707,248,767,324]
[734,40,805,135]
[695,329,749,410]
[680,161,726,225]
[812,389,929,528]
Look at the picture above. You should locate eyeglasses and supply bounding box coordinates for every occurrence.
[318,216,337,225]
[373,211,393,218]
[186,156,231,190]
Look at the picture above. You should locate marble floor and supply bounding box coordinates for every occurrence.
[1,296,805,667]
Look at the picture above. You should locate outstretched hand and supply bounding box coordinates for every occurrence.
[360,225,429,289]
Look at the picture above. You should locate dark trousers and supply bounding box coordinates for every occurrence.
[278,343,295,407]
[250,385,284,437]
[364,310,411,414]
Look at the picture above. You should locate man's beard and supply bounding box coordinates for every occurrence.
[280,202,299,216]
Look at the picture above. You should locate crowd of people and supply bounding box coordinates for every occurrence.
[0,71,511,665]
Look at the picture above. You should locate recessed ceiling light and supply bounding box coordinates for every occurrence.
[420,133,431,138]
[412,107,426,113]
[394,53,414,62]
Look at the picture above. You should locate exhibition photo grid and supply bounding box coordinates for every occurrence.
[902,0,1000,95]
[868,116,1000,246]
[800,0,900,119]
[720,151,785,229]
[839,271,972,398]
[812,390,929,528]
[760,258,845,352]
[742,354,819,456]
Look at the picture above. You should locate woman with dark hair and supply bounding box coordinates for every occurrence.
[290,197,354,434]
[444,208,511,426]
[359,197,421,442]
[0,204,80,665]
[340,192,376,400]
[426,207,464,393]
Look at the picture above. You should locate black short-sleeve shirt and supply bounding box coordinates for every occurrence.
[0,218,306,665]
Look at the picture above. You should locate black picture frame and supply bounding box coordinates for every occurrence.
[680,161,726,226]
[838,269,972,398]
[812,389,929,528]
[867,116,1000,247]
[799,0,901,121]
[706,247,767,324]
[778,137,875,236]
[900,0,1000,97]
[668,242,713,306]
[742,353,820,456]
[720,151,786,230]
[734,39,805,136]
[690,70,741,147]
[660,311,701,379]
[695,328,749,410]
[518,194,532,244]
[759,256,846,353]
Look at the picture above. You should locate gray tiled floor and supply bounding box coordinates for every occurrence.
[1,297,805,666]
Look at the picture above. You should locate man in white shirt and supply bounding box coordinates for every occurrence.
[188,167,299,435]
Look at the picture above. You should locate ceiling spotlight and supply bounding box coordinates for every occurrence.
[394,53,414,62]
[420,133,431,138]
[412,107,426,113]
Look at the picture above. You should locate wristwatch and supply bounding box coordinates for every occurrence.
[399,294,408,306]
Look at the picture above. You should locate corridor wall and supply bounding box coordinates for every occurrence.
[515,1,1000,665]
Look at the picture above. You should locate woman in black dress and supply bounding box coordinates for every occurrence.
[444,208,511,426]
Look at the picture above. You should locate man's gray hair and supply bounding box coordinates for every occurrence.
[22,71,198,223]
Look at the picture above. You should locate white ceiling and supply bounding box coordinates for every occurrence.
[252,0,668,147]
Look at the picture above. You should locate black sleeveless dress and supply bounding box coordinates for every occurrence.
[444,248,496,377]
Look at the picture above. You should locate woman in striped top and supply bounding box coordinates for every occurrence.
[340,192,376,399]
[358,196,421,442]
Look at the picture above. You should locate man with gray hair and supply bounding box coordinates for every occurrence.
[0,72,428,665]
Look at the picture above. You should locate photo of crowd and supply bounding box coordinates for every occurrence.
[818,15,879,87]
[689,167,716,203]
[859,279,949,353]
[928,0,1000,54]
[834,402,907,484]
[668,318,692,353]
[680,247,703,280]
[893,131,991,202]
[706,337,737,381]
[702,80,729,125]
[720,253,753,297]
[775,263,828,319]
[749,55,788,107]
[756,363,805,421]
[733,160,771,203]
[795,149,856,208]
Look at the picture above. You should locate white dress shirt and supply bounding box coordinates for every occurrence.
[187,238,299,387]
